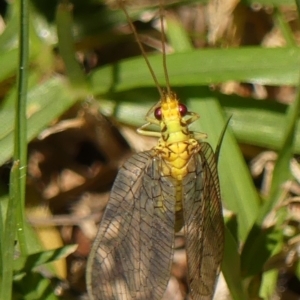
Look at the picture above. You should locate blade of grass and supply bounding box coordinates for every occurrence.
[56,2,89,94]
[244,0,294,5]
[274,8,296,47]
[13,271,61,300]
[222,225,249,300]
[241,71,300,277]
[14,0,29,255]
[0,76,79,166]
[1,161,19,299]
[215,116,231,165]
[296,0,300,16]
[1,0,29,297]
[165,13,193,52]
[90,47,300,94]
[186,87,261,240]
[263,91,300,219]
[259,209,285,298]
[13,245,77,273]
[100,88,300,153]
[0,196,3,280]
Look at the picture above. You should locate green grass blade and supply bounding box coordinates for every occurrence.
[186,87,260,240]
[0,76,79,166]
[243,0,294,5]
[296,0,300,16]
[241,227,282,277]
[90,47,300,94]
[222,225,249,300]
[56,2,89,93]
[216,93,290,152]
[166,13,193,52]
[13,272,61,300]
[14,245,77,273]
[259,211,285,298]
[14,0,29,255]
[1,162,19,299]
[274,8,296,47]
[265,86,300,219]
[99,88,300,153]
[215,116,231,165]
[241,73,300,277]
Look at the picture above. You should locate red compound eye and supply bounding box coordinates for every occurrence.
[179,103,188,116]
[154,107,162,120]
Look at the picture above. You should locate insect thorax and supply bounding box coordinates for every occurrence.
[154,138,199,180]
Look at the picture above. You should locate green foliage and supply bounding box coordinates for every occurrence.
[0,0,299,299]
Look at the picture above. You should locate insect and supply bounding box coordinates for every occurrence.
[87,1,224,299]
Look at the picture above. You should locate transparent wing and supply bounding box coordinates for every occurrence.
[182,142,224,300]
[87,151,176,300]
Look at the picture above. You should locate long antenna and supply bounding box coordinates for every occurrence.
[159,0,171,95]
[118,0,164,99]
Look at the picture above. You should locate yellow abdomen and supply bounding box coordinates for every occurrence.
[155,138,199,180]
